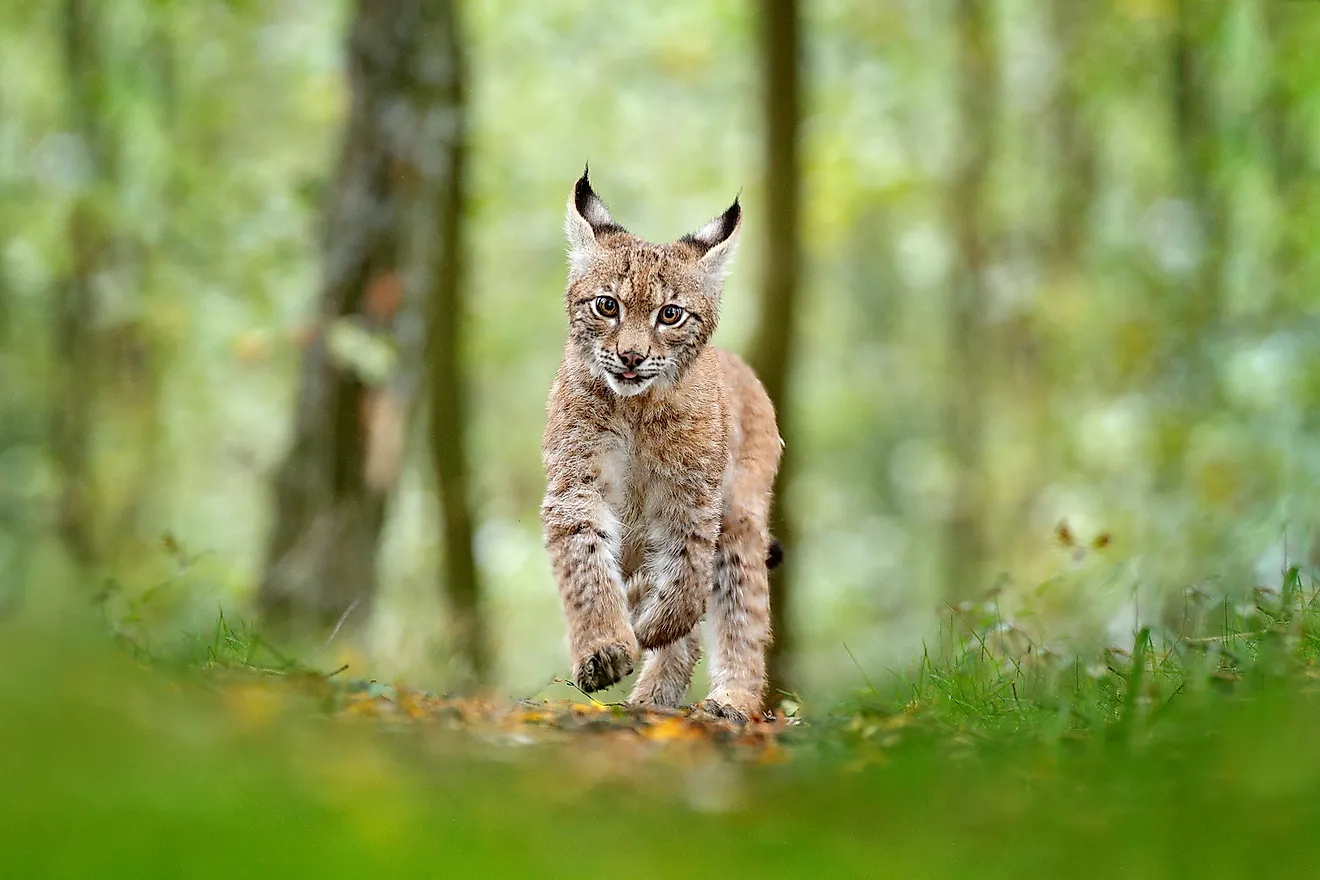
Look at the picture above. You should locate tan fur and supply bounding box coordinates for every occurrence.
[540,171,781,720]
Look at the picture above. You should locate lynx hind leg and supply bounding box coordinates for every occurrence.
[703,511,772,722]
[628,627,702,709]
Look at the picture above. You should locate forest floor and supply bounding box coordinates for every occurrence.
[7,574,1320,878]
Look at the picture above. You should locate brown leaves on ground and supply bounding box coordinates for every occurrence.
[333,679,801,762]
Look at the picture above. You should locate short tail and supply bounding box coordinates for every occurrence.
[766,539,784,571]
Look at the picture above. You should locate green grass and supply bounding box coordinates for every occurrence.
[7,571,1320,878]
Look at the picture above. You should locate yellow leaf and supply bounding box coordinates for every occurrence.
[641,717,703,743]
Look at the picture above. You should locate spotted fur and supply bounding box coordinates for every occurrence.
[540,169,782,721]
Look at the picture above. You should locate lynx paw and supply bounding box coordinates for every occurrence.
[629,679,687,709]
[699,692,761,725]
[698,700,748,724]
[572,642,637,693]
[633,594,705,651]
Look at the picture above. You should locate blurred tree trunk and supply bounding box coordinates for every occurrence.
[1047,0,1096,272]
[1170,0,1224,407]
[258,0,471,633]
[1000,0,1096,539]
[99,11,177,562]
[943,0,996,602]
[425,4,488,685]
[53,0,113,567]
[748,0,802,702]
[1264,0,1304,296]
[0,252,8,343]
[1263,1,1317,569]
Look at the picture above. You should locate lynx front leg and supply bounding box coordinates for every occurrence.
[703,511,772,722]
[628,627,701,708]
[541,488,638,693]
[630,493,721,651]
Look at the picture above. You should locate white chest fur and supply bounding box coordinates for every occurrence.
[598,439,633,513]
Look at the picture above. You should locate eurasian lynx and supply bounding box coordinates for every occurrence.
[540,169,782,721]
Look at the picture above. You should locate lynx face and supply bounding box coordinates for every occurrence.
[563,171,740,397]
[570,254,711,397]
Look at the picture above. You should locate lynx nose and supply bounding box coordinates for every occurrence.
[618,350,646,370]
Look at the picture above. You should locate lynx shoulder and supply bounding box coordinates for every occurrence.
[539,168,782,721]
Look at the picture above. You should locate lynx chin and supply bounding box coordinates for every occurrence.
[539,168,783,722]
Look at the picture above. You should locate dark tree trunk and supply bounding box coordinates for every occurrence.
[258,0,469,632]
[749,0,802,703]
[1047,0,1097,271]
[52,204,99,567]
[424,5,488,686]
[1264,0,1304,295]
[0,245,8,343]
[1174,3,1221,294]
[943,0,996,603]
[52,0,112,567]
[1169,0,1226,412]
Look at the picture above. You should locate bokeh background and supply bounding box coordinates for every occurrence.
[3,0,1319,705]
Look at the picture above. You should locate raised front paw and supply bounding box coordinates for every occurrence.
[572,642,637,693]
[633,593,705,651]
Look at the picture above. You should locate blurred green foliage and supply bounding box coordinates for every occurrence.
[9,576,1320,877]
[3,0,1320,702]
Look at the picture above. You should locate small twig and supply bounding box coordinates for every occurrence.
[1150,681,1186,722]
[552,676,610,708]
[326,663,350,678]
[315,599,360,657]
[1159,633,1184,667]
[1184,631,1265,645]
[944,601,998,672]
[842,642,880,699]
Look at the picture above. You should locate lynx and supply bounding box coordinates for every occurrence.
[539,168,782,721]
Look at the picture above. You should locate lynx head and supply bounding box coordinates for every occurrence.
[562,167,741,397]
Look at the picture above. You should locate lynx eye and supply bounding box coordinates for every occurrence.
[657,304,685,326]
[593,296,619,319]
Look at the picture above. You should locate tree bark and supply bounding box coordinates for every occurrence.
[1158,0,1227,501]
[52,0,111,567]
[258,0,469,633]
[1263,0,1304,293]
[943,0,996,603]
[424,3,488,686]
[1047,0,1096,270]
[749,0,802,702]
[1171,0,1224,355]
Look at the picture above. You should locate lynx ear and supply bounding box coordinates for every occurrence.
[681,196,742,292]
[565,165,624,278]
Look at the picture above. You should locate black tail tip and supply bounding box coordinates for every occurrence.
[766,539,784,571]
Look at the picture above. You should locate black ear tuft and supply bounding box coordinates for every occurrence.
[573,169,596,222]
[681,196,742,256]
[766,539,784,571]
[717,196,741,232]
[572,166,626,236]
